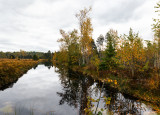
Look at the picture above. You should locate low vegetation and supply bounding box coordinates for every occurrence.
[0,59,39,89]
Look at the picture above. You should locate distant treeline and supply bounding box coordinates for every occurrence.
[0,50,53,61]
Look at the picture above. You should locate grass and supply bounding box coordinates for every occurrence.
[0,59,40,89]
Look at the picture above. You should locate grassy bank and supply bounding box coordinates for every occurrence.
[0,59,40,89]
[70,65,160,112]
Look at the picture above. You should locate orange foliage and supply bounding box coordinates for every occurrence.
[0,59,38,88]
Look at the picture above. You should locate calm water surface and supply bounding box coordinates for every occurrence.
[0,64,157,115]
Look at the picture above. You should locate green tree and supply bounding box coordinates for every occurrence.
[10,55,15,59]
[100,30,117,70]
[68,30,81,65]
[45,50,52,61]
[57,29,80,66]
[144,40,156,69]
[32,54,39,60]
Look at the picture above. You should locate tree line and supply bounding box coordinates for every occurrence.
[0,50,53,61]
[53,1,160,79]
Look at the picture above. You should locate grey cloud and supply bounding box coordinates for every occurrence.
[0,0,156,52]
[93,0,146,24]
[0,0,33,34]
[0,42,50,52]
[0,0,33,10]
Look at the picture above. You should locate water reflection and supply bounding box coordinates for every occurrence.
[56,67,94,114]
[0,63,157,115]
[55,65,157,115]
[0,79,18,91]
[43,61,53,69]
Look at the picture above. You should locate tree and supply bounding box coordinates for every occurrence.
[32,54,39,60]
[152,1,160,38]
[68,30,81,65]
[117,28,146,77]
[96,34,104,58]
[10,55,15,59]
[44,50,52,61]
[144,40,156,69]
[20,49,26,59]
[152,1,160,69]
[76,7,93,65]
[100,30,117,70]
[91,39,98,55]
[0,51,6,58]
[57,29,81,66]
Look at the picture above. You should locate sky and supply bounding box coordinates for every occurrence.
[0,0,159,52]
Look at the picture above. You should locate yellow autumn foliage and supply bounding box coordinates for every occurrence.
[0,59,38,88]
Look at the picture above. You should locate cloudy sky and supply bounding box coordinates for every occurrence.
[0,0,158,52]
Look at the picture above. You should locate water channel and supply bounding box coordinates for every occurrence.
[0,64,157,115]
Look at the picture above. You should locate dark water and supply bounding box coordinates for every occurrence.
[0,64,157,115]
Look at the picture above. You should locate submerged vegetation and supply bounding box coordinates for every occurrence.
[53,1,160,112]
[0,59,39,89]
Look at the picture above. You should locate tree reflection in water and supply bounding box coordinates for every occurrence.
[54,66,154,115]
[56,67,94,114]
[102,86,143,115]
[43,61,53,69]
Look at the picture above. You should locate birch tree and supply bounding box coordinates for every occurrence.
[76,7,93,65]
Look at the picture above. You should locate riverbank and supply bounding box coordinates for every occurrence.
[0,59,40,89]
[69,65,160,112]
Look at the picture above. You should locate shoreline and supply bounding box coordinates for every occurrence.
[0,59,40,89]
[69,65,160,112]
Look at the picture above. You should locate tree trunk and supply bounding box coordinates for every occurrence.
[82,48,85,65]
[131,67,134,78]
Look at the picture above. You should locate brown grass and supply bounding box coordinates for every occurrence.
[0,59,39,88]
